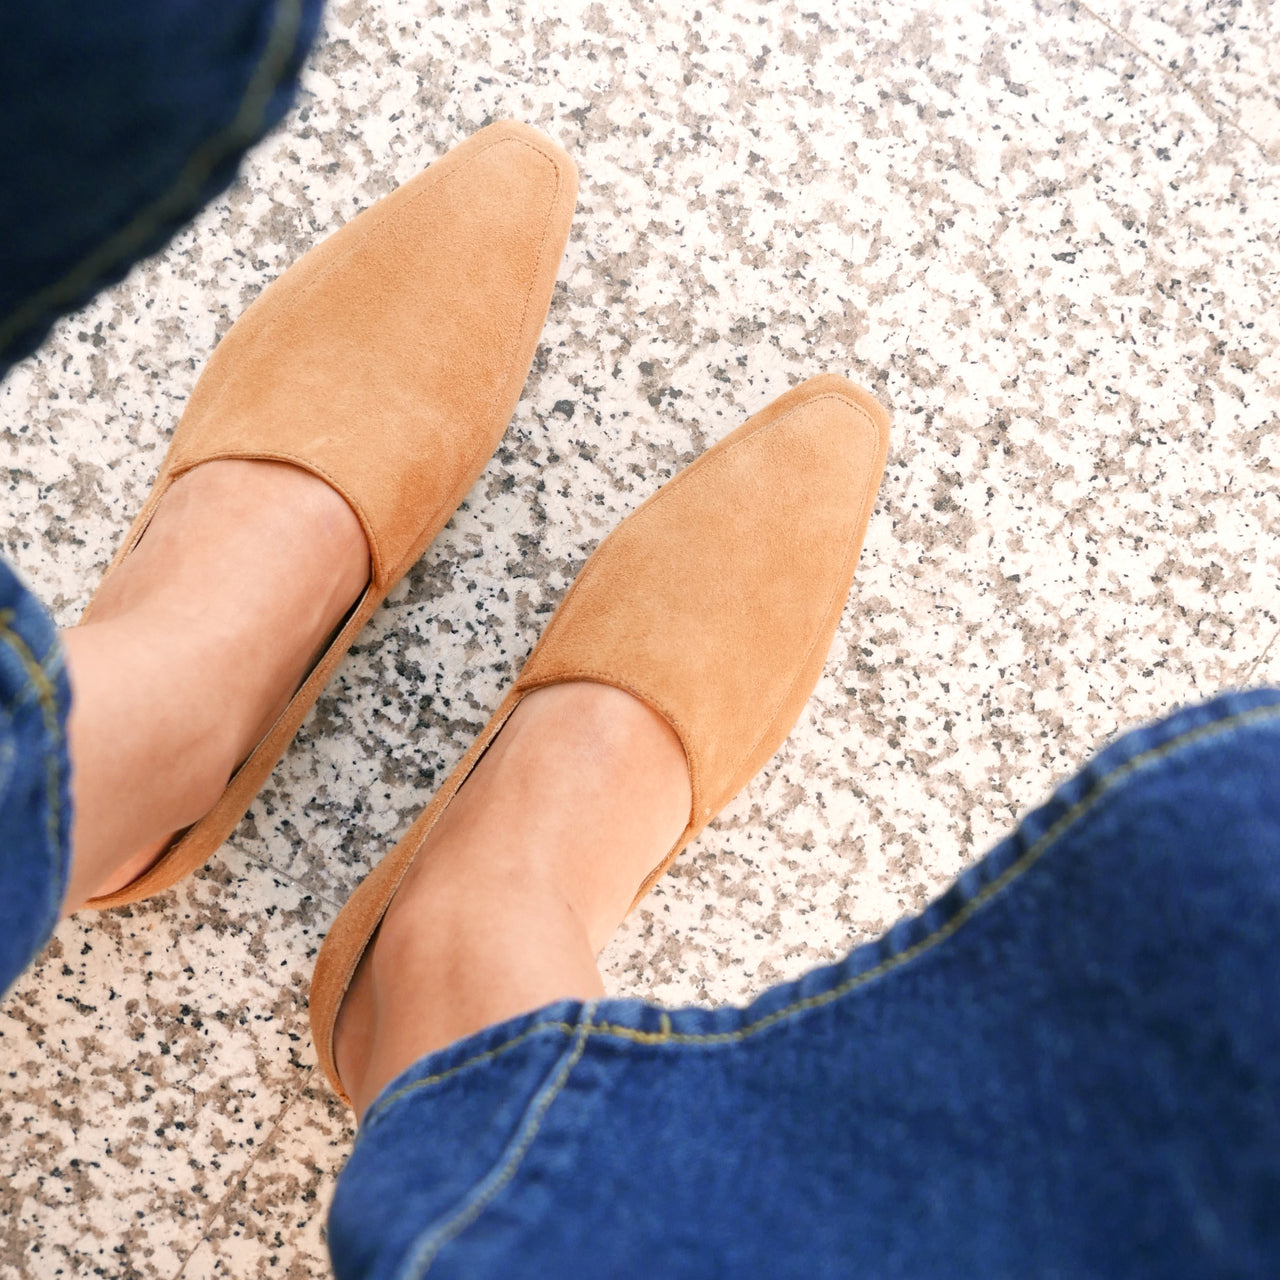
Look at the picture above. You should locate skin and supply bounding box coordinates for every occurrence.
[61,459,370,910]
[61,458,692,1124]
[332,680,691,1118]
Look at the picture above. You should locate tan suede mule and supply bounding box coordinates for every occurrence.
[81,121,578,909]
[309,373,891,1102]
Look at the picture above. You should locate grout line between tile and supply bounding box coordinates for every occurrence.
[1240,625,1280,687]
[1069,0,1278,162]
[230,843,351,914]
[167,1064,321,1280]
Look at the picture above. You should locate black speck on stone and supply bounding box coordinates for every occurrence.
[553,399,575,419]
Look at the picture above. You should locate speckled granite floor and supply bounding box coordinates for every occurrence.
[2,0,1277,1275]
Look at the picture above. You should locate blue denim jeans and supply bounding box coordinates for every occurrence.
[0,0,323,376]
[0,563,73,995]
[329,688,1280,1280]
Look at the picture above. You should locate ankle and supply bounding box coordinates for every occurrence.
[333,682,690,1114]
[487,682,692,940]
[376,857,591,958]
[337,871,601,1114]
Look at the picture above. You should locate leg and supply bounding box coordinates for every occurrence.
[328,691,1280,1280]
[322,377,892,1116]
[334,680,691,1116]
[60,459,368,910]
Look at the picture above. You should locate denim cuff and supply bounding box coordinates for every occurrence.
[0,560,73,997]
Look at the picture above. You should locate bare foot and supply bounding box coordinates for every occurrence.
[333,680,692,1117]
[61,459,370,909]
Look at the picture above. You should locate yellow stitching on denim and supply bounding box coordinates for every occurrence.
[0,0,304,357]
[363,701,1280,1108]
[364,1020,579,1125]
[408,1009,595,1278]
[0,612,65,877]
[578,702,1280,1049]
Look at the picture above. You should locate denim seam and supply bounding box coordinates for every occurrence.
[588,701,1280,1047]
[366,700,1280,1127]
[0,612,68,919]
[364,1021,581,1128]
[0,0,305,360]
[0,616,62,717]
[396,1006,596,1280]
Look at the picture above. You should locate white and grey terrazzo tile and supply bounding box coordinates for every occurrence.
[1083,0,1280,160]
[1,0,1276,1275]
[179,1080,352,1280]
[0,861,330,1278]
